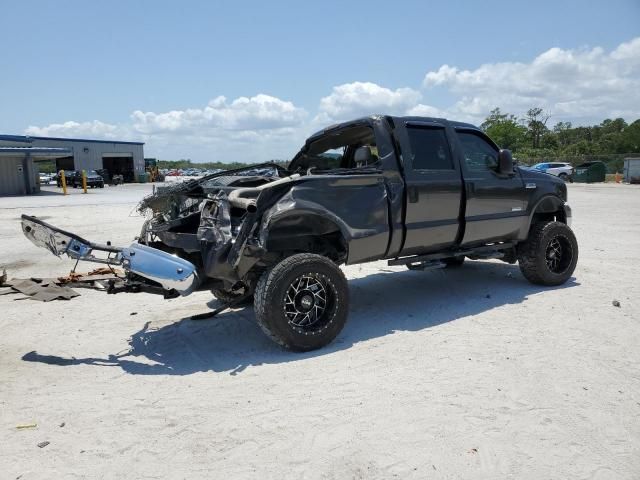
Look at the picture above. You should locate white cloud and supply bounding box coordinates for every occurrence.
[24,94,309,162]
[406,104,446,118]
[423,37,640,124]
[317,81,421,122]
[25,120,129,139]
[131,94,307,134]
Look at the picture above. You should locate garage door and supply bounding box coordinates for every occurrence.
[102,154,134,183]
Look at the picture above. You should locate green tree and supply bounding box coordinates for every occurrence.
[480,108,526,149]
[524,108,550,149]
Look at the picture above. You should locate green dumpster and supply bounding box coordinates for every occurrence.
[137,172,149,183]
[573,161,606,183]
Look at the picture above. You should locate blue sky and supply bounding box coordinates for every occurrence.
[1,0,639,162]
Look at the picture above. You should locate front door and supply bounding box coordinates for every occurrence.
[453,128,527,245]
[398,122,463,256]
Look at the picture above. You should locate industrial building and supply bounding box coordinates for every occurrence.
[623,157,640,183]
[0,134,145,190]
[0,136,72,195]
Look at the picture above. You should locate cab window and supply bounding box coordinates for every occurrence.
[406,126,453,170]
[457,131,499,172]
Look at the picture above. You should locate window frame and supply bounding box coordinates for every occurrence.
[404,121,456,173]
[454,127,502,176]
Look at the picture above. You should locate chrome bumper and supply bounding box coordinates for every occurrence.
[21,215,198,296]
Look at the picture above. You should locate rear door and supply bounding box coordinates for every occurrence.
[454,128,527,245]
[396,121,463,256]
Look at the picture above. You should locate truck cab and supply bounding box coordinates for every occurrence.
[285,115,568,262]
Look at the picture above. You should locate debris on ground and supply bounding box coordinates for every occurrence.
[16,423,37,430]
[612,300,621,307]
[1,268,126,302]
[37,441,50,449]
[2,278,79,302]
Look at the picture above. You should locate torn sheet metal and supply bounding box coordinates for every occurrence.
[3,278,80,301]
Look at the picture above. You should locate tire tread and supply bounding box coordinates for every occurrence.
[518,221,578,285]
[254,253,348,351]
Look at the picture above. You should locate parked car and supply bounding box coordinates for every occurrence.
[531,162,574,181]
[70,170,104,188]
[22,115,578,352]
[38,173,54,184]
[56,170,76,187]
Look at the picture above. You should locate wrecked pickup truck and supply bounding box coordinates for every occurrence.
[22,115,578,351]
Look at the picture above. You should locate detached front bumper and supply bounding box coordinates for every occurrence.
[21,215,198,296]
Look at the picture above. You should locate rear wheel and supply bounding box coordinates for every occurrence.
[559,172,569,182]
[254,253,349,351]
[517,221,578,286]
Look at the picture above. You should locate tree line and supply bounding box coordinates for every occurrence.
[157,159,259,170]
[481,108,640,165]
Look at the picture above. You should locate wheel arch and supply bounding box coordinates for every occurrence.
[261,209,349,263]
[518,195,570,239]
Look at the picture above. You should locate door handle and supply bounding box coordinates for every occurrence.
[408,187,419,203]
[466,182,475,194]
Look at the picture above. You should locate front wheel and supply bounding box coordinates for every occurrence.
[254,253,349,351]
[517,221,578,286]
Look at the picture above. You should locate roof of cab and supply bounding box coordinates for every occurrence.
[305,115,481,144]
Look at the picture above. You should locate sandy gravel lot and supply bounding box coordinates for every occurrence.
[1,183,639,479]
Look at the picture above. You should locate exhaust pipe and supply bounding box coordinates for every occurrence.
[230,197,257,213]
[227,189,258,212]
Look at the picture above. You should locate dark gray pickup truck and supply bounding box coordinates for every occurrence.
[22,115,578,351]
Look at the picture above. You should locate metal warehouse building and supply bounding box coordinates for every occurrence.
[0,134,145,186]
[0,143,71,196]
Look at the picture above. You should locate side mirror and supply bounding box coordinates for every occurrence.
[498,149,514,175]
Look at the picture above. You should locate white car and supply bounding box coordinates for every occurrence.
[531,162,574,181]
[38,173,54,184]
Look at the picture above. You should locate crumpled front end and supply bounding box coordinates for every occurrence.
[197,193,240,285]
[195,189,267,286]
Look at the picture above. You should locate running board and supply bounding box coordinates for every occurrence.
[388,242,515,267]
[21,215,198,296]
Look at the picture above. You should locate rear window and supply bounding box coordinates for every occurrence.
[406,126,453,170]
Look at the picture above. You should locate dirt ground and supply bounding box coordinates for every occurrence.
[1,183,639,479]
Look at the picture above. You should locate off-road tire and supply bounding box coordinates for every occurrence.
[211,288,253,306]
[254,253,349,352]
[517,221,578,286]
[443,256,465,267]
